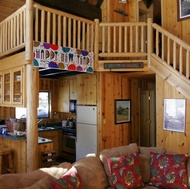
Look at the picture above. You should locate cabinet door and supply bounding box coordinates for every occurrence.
[0,72,3,104]
[69,77,77,100]
[12,67,24,106]
[3,70,11,104]
[38,130,62,158]
[57,78,70,112]
[77,74,97,105]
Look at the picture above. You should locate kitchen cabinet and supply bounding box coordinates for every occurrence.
[2,66,26,107]
[38,142,54,168]
[0,136,27,173]
[3,70,11,105]
[77,74,97,105]
[38,130,62,159]
[57,78,70,112]
[12,67,25,106]
[69,77,77,100]
[0,72,2,104]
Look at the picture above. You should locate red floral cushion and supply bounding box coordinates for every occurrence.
[106,152,143,189]
[149,152,188,189]
[50,166,82,189]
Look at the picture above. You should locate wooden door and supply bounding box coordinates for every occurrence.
[140,89,156,147]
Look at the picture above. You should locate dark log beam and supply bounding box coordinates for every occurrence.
[95,0,104,8]
[34,0,102,21]
[142,0,154,8]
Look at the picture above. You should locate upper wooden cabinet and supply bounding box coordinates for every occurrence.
[57,78,70,112]
[0,72,2,104]
[69,77,77,100]
[57,74,97,111]
[2,66,26,107]
[3,70,11,105]
[77,74,97,105]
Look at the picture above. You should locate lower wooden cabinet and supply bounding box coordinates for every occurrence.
[38,130,63,158]
[38,142,54,168]
[0,137,27,173]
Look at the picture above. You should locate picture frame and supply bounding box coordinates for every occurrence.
[163,99,186,133]
[114,99,131,124]
[177,0,190,21]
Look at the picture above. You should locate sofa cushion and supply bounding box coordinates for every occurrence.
[187,156,190,188]
[72,155,109,189]
[139,146,166,183]
[106,152,143,189]
[99,143,139,186]
[149,152,188,189]
[50,166,82,189]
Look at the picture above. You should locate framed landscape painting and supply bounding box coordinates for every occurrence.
[177,0,190,21]
[163,99,186,133]
[115,99,131,124]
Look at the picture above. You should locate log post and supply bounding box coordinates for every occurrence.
[26,0,39,172]
[147,18,153,68]
[94,19,99,71]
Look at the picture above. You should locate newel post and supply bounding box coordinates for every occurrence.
[147,18,153,68]
[26,0,39,172]
[94,19,100,71]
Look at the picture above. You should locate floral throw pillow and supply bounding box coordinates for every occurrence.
[50,166,82,189]
[149,152,188,189]
[106,152,143,189]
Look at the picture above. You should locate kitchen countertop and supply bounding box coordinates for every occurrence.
[0,133,26,140]
[0,123,62,142]
[0,134,53,144]
[38,137,53,144]
[38,124,62,132]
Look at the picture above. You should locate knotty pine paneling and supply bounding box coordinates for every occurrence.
[99,72,130,151]
[156,75,190,154]
[101,0,130,22]
[130,79,140,144]
[77,74,97,105]
[0,107,15,120]
[162,0,190,44]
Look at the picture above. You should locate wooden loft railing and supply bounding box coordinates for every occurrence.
[0,3,190,94]
[94,20,150,71]
[33,4,96,52]
[0,3,96,59]
[0,5,26,58]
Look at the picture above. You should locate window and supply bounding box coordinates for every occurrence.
[16,91,50,119]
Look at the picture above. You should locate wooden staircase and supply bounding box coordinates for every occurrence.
[149,22,190,99]
[94,18,190,100]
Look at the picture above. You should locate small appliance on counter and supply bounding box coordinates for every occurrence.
[0,125,7,135]
[62,120,67,128]
[62,118,76,129]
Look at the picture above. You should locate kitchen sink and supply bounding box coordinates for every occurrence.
[38,126,55,131]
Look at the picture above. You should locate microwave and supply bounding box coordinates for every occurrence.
[69,100,76,113]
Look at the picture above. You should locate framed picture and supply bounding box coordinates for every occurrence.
[163,99,186,132]
[177,0,190,21]
[115,99,131,124]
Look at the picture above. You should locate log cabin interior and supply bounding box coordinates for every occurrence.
[0,0,190,173]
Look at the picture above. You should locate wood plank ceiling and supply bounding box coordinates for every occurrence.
[0,0,103,22]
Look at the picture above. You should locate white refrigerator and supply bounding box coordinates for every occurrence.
[76,105,97,160]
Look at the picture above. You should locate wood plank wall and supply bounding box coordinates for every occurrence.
[162,0,190,44]
[98,72,130,151]
[101,0,138,22]
[156,75,190,154]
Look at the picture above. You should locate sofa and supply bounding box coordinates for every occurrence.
[0,143,189,189]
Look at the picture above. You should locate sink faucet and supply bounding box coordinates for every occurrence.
[37,119,43,124]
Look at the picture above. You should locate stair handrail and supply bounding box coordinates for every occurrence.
[151,20,190,79]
